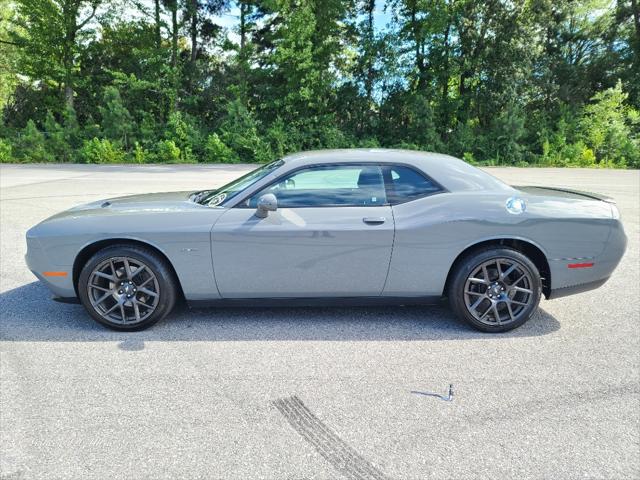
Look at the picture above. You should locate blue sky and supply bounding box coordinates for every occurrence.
[213,4,394,39]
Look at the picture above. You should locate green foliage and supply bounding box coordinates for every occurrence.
[43,111,68,161]
[264,118,297,159]
[0,138,13,162]
[1,0,639,168]
[488,102,526,165]
[40,107,82,162]
[163,111,201,162]
[219,99,271,162]
[541,139,597,167]
[0,3,20,111]
[205,134,239,163]
[579,81,640,167]
[14,120,53,162]
[462,152,477,165]
[155,140,182,163]
[80,138,126,164]
[99,87,134,149]
[132,142,149,164]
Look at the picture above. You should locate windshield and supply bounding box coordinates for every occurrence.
[195,160,284,206]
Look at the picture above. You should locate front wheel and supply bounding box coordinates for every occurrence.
[448,247,542,332]
[78,245,178,331]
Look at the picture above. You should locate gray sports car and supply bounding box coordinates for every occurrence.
[25,149,627,332]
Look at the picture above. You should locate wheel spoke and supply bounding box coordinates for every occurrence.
[505,301,515,321]
[94,271,115,281]
[138,276,154,288]
[90,284,111,293]
[492,303,501,324]
[478,303,492,320]
[133,302,141,322]
[119,304,127,323]
[104,302,120,315]
[512,286,532,294]
[469,296,485,312]
[482,265,490,282]
[139,287,158,298]
[137,298,154,309]
[131,265,146,279]
[123,259,133,278]
[500,264,517,280]
[92,291,112,306]
[109,259,118,278]
[465,290,484,296]
[468,277,487,285]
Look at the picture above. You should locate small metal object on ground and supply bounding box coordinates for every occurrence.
[410,384,454,401]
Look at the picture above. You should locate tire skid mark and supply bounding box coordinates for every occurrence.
[273,395,391,480]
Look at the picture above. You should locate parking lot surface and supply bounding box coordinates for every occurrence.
[1,164,638,479]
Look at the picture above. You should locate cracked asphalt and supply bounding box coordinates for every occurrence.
[1,164,638,479]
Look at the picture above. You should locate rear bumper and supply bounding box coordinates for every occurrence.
[547,219,626,299]
[547,277,610,299]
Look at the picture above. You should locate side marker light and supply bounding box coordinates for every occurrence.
[567,263,594,269]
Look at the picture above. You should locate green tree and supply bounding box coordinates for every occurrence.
[205,133,238,163]
[0,1,21,111]
[580,81,640,166]
[14,120,52,162]
[99,86,134,148]
[0,0,638,168]
[219,98,269,162]
[12,0,103,109]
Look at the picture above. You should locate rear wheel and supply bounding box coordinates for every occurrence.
[448,247,542,332]
[78,245,177,331]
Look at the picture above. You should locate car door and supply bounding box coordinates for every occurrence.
[211,164,394,298]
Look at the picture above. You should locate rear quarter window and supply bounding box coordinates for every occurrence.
[384,166,442,204]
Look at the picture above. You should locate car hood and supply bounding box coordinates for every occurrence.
[69,191,198,211]
[42,191,210,223]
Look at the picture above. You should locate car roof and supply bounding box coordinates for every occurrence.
[282,148,458,166]
[280,149,513,193]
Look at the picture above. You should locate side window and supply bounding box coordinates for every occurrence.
[248,165,387,207]
[384,166,441,204]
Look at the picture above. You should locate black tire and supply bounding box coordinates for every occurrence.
[78,244,178,331]
[448,247,542,333]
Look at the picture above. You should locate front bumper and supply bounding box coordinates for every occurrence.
[25,235,76,299]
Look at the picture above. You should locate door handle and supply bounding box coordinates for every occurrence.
[363,217,386,225]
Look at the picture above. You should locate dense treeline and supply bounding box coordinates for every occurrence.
[0,0,639,167]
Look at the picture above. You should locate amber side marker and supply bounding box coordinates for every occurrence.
[567,262,594,269]
[43,271,68,277]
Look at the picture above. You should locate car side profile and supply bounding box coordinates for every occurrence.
[25,149,627,332]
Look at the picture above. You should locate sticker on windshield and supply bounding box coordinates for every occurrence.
[208,193,227,206]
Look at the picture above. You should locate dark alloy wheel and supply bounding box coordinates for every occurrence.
[448,247,542,332]
[78,245,177,331]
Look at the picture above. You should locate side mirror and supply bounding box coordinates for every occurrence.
[255,193,277,218]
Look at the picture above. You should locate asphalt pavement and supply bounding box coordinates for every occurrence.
[1,164,638,479]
